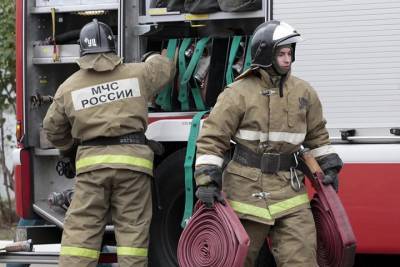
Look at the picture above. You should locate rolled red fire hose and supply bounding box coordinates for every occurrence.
[309,172,357,267]
[178,196,250,267]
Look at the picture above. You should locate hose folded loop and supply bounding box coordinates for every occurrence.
[178,195,249,267]
[310,172,357,267]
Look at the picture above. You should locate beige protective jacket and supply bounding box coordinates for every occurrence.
[195,68,336,224]
[43,53,175,176]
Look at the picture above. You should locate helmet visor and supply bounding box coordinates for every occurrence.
[277,35,303,46]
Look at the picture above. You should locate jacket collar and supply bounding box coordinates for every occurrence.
[76,53,122,72]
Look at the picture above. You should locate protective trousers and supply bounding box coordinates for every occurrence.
[59,168,152,267]
[241,207,317,267]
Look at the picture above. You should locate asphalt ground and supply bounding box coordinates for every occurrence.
[2,255,400,266]
[1,239,400,267]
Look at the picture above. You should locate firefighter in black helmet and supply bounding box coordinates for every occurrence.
[43,19,175,266]
[75,18,121,72]
[251,20,302,70]
[79,19,116,56]
[194,20,343,266]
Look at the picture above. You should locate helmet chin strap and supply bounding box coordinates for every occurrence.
[269,64,290,98]
[278,73,287,97]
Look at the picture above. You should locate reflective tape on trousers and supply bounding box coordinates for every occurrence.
[60,246,100,259]
[117,247,148,257]
[76,154,153,171]
[229,193,310,220]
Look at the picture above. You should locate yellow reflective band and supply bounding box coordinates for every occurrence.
[117,247,148,257]
[229,194,310,220]
[268,194,310,215]
[229,200,273,220]
[60,246,99,259]
[76,155,153,171]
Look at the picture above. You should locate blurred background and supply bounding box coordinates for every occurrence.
[0,0,19,240]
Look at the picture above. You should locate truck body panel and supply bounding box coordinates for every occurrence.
[7,0,400,264]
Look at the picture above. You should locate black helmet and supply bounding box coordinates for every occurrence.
[251,20,302,69]
[79,19,116,56]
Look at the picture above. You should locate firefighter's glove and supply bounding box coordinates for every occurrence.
[194,164,224,208]
[194,164,222,187]
[147,139,165,156]
[60,139,80,162]
[317,153,343,192]
[322,169,339,192]
[196,184,225,208]
[59,143,77,159]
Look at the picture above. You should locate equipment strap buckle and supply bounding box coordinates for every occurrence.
[252,192,271,200]
[260,152,281,174]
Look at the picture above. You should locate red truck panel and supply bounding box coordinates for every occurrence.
[15,149,33,218]
[339,164,400,254]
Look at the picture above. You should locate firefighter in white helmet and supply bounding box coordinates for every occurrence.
[43,19,175,266]
[194,20,343,266]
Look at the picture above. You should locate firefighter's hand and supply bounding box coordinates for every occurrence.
[317,153,342,192]
[195,184,225,208]
[322,169,339,192]
[194,165,222,188]
[59,146,76,160]
[59,140,79,160]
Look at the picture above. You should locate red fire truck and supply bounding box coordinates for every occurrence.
[7,0,400,265]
